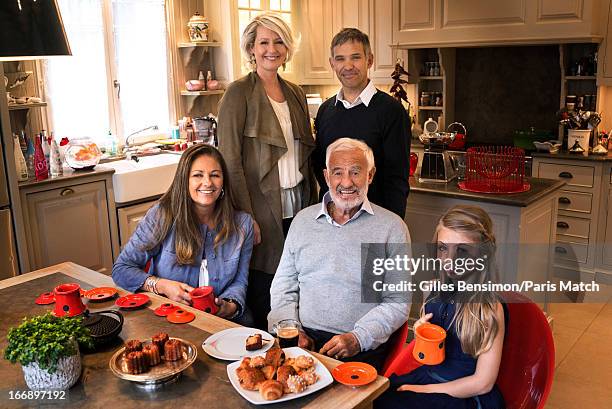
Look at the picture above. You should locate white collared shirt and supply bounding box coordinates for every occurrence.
[315,191,374,227]
[335,80,377,109]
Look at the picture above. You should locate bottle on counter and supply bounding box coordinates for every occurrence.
[41,130,50,171]
[34,135,49,181]
[13,134,28,181]
[50,139,63,178]
[25,134,35,178]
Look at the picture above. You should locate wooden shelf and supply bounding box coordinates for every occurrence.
[8,102,47,110]
[180,90,224,96]
[565,76,596,80]
[178,42,222,48]
[419,76,443,80]
[418,106,444,110]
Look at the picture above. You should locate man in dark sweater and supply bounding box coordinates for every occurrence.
[313,28,410,219]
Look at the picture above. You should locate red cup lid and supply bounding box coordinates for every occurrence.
[85,287,118,301]
[191,286,214,297]
[154,303,180,317]
[332,362,378,386]
[54,283,81,295]
[115,293,150,309]
[167,308,195,324]
[35,292,55,305]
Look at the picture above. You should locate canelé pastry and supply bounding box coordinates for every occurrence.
[246,334,263,351]
[164,339,183,361]
[259,380,283,400]
[151,332,169,352]
[125,351,148,374]
[286,374,307,393]
[142,343,161,366]
[125,339,143,353]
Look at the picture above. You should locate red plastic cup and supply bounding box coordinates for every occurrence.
[190,286,219,314]
[53,283,86,317]
[410,152,419,176]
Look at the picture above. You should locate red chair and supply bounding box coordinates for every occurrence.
[382,292,555,409]
[381,322,417,377]
[496,292,555,409]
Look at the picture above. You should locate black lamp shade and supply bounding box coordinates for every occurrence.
[0,0,71,60]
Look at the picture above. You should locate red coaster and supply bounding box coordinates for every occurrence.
[35,292,55,305]
[167,308,195,324]
[85,287,118,301]
[115,293,150,309]
[154,303,180,317]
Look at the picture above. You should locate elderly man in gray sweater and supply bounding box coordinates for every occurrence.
[269,137,411,370]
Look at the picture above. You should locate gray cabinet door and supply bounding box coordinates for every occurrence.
[25,181,113,274]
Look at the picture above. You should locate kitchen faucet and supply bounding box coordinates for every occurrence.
[124,125,159,148]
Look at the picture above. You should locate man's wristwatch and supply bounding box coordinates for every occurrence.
[222,298,241,318]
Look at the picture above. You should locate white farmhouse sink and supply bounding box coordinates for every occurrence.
[102,153,181,203]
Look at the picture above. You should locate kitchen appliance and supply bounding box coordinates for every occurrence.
[193,115,217,146]
[418,118,457,183]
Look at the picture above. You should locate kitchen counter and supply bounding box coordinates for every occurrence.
[18,165,115,189]
[532,150,612,161]
[409,177,565,207]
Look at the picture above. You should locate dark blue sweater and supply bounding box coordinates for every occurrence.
[313,90,411,218]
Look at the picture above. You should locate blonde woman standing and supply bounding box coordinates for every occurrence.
[375,205,506,409]
[217,13,317,329]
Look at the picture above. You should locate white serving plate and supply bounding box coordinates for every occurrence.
[202,327,274,361]
[227,347,334,405]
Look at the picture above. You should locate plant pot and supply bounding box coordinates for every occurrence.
[22,348,81,390]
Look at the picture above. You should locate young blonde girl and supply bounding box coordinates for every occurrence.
[375,205,506,409]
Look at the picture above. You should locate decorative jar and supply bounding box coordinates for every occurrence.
[187,12,209,42]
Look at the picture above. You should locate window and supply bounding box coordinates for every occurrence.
[237,0,293,76]
[43,0,170,145]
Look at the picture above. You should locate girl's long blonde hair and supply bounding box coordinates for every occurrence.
[428,205,502,358]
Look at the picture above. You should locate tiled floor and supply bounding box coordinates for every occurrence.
[545,284,612,408]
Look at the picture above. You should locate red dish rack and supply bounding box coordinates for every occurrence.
[460,146,530,194]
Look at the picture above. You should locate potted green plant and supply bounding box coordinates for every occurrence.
[3,313,93,390]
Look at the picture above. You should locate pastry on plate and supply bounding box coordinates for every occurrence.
[236,366,266,391]
[245,334,263,351]
[264,347,285,368]
[259,380,283,401]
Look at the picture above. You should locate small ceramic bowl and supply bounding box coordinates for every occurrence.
[533,141,561,153]
[185,80,205,91]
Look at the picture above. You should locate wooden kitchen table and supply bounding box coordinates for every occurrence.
[0,262,389,409]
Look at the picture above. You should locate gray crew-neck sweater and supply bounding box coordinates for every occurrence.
[268,202,411,351]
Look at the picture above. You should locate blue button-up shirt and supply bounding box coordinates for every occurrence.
[112,204,254,317]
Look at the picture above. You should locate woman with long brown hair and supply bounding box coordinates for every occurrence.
[112,144,254,323]
[375,205,506,409]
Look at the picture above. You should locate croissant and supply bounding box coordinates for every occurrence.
[259,380,284,400]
